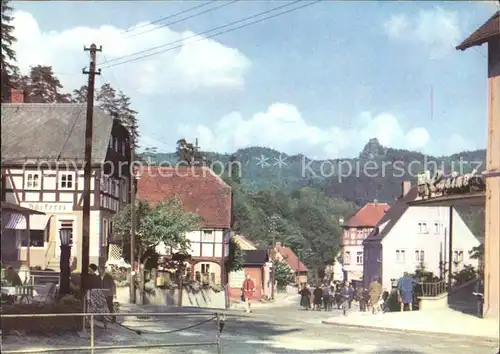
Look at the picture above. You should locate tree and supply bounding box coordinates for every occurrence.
[273,259,293,289]
[95,83,119,115]
[115,90,139,146]
[469,244,484,272]
[176,138,206,166]
[113,198,200,269]
[1,0,19,102]
[225,237,245,273]
[71,85,89,103]
[21,65,71,103]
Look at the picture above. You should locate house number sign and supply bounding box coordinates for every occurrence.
[20,202,73,213]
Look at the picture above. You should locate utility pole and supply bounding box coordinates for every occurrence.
[129,125,136,304]
[81,44,101,306]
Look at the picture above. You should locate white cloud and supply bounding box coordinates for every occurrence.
[177,102,451,159]
[384,7,461,59]
[12,11,251,94]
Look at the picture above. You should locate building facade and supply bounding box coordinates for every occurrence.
[340,201,389,281]
[1,99,131,271]
[136,166,231,285]
[363,183,481,291]
[274,242,308,285]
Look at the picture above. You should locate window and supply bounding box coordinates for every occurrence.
[102,219,108,247]
[415,250,425,262]
[121,140,126,155]
[201,263,210,274]
[434,222,440,234]
[418,222,428,234]
[101,176,108,192]
[356,229,363,238]
[344,251,351,265]
[25,172,41,189]
[121,179,127,202]
[396,249,406,263]
[20,230,45,247]
[202,230,214,242]
[454,249,464,263]
[356,252,363,265]
[59,220,74,246]
[59,172,74,189]
[114,137,118,151]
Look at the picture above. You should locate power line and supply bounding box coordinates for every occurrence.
[103,0,302,66]
[102,0,320,69]
[121,0,217,34]
[124,0,239,40]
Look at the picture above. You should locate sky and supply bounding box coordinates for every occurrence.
[11,0,500,159]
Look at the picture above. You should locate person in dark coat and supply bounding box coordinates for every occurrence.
[98,265,116,322]
[313,285,323,311]
[347,282,355,309]
[397,272,418,312]
[299,284,311,310]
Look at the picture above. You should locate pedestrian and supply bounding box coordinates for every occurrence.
[347,282,355,309]
[397,271,418,312]
[98,265,116,323]
[313,285,323,311]
[322,284,330,311]
[339,283,350,316]
[299,283,311,310]
[356,286,366,312]
[242,274,255,313]
[369,277,382,314]
[4,266,22,286]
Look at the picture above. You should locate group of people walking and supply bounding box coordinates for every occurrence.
[298,277,389,316]
[299,281,355,315]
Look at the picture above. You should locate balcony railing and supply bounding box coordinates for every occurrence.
[420,280,447,297]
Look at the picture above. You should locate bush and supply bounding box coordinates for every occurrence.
[1,301,82,334]
[452,265,477,286]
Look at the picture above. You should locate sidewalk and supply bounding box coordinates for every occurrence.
[323,308,500,341]
[229,292,298,310]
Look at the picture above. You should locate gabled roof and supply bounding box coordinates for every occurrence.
[1,103,115,164]
[136,166,231,228]
[242,250,269,266]
[344,202,389,228]
[276,243,308,272]
[456,11,499,50]
[364,187,418,243]
[232,234,257,250]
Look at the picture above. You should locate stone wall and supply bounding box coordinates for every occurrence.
[116,286,227,309]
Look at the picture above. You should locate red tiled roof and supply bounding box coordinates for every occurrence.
[276,243,308,272]
[136,166,231,228]
[344,202,389,227]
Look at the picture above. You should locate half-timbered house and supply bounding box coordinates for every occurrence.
[136,166,231,285]
[1,91,131,271]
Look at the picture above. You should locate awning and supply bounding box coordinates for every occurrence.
[4,214,52,230]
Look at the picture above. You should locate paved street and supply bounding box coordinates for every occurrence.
[3,301,499,354]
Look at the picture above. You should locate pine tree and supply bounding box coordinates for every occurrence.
[1,0,19,102]
[71,85,89,103]
[116,91,139,147]
[95,83,119,115]
[22,65,71,103]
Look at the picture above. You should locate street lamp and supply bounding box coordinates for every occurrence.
[59,229,72,296]
[268,215,280,300]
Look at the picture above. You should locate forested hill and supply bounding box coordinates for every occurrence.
[143,138,487,206]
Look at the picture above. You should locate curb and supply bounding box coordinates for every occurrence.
[321,321,499,343]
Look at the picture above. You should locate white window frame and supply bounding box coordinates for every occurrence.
[59,171,75,190]
[414,249,425,262]
[453,249,464,263]
[114,137,118,151]
[25,171,41,190]
[344,251,351,265]
[418,222,428,234]
[356,229,363,238]
[434,222,440,234]
[201,263,210,274]
[121,140,126,155]
[396,249,406,263]
[356,251,363,265]
[202,230,214,242]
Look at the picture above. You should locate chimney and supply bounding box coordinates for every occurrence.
[10,88,25,103]
[402,181,411,196]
